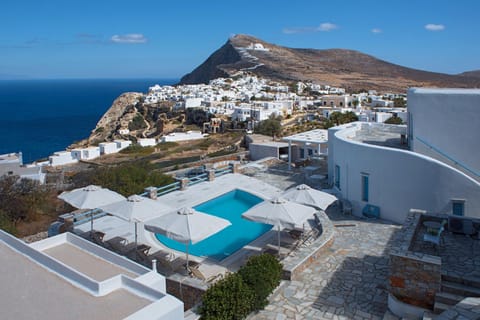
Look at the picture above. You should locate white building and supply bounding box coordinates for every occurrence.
[0,230,183,319]
[99,142,118,155]
[138,138,157,147]
[408,88,480,181]
[327,88,480,224]
[375,112,393,123]
[49,151,79,166]
[283,129,329,169]
[371,98,394,107]
[184,98,203,109]
[118,128,130,135]
[161,131,204,143]
[115,139,132,150]
[71,147,101,161]
[320,95,354,108]
[0,152,46,183]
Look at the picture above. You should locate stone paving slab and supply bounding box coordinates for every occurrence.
[248,210,401,320]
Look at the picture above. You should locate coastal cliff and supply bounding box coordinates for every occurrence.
[71,92,143,147]
[179,34,480,92]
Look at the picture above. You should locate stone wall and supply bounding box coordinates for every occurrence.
[388,210,442,309]
[282,210,335,281]
[389,253,441,309]
[166,277,207,311]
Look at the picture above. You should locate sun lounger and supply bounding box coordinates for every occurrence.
[190,265,224,283]
[136,249,183,275]
[105,236,136,255]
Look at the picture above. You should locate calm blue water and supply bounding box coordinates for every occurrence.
[0,79,176,163]
[155,189,272,261]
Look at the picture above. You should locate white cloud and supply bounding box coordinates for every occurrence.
[110,33,147,44]
[425,24,445,31]
[371,28,382,34]
[283,22,338,34]
[317,22,338,32]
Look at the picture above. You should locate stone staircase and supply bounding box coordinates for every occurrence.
[433,274,480,314]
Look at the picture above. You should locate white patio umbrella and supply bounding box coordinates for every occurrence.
[144,207,232,269]
[99,194,172,257]
[242,196,316,253]
[283,184,338,211]
[58,185,126,236]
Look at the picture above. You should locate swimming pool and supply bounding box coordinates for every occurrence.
[155,189,272,260]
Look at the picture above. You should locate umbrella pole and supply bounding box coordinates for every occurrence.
[90,210,94,240]
[134,221,138,261]
[277,225,281,257]
[186,242,189,272]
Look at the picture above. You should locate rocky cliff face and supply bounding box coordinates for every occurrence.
[71,92,143,147]
[179,34,480,92]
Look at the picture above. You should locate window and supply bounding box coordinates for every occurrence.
[335,165,340,189]
[361,174,369,202]
[300,148,305,159]
[452,200,465,216]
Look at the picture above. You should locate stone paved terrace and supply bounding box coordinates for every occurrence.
[248,207,402,320]
[410,216,480,280]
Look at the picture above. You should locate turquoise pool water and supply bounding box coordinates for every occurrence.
[155,189,272,260]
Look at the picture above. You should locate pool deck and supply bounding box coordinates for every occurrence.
[74,173,286,272]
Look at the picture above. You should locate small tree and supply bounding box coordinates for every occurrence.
[238,254,283,311]
[200,273,255,320]
[255,114,282,139]
[384,116,403,125]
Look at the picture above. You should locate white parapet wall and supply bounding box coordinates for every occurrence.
[161,131,205,143]
[138,138,157,147]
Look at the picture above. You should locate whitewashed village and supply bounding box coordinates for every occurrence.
[2,46,480,319]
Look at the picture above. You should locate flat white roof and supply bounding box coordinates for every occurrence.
[283,129,328,144]
[0,230,183,320]
[0,240,150,320]
[410,88,480,95]
[251,141,290,148]
[43,243,138,281]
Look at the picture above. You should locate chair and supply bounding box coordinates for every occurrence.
[91,231,105,245]
[105,236,136,255]
[423,225,445,246]
[137,249,183,275]
[190,264,225,283]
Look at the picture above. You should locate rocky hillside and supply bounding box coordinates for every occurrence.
[71,92,177,148]
[180,34,480,92]
[459,70,480,78]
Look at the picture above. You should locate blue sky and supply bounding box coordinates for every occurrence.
[1,0,479,79]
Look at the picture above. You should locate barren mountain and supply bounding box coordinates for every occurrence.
[180,34,480,92]
[459,70,480,78]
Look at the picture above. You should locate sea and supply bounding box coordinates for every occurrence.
[0,78,177,164]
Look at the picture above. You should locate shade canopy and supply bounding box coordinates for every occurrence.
[144,207,232,245]
[282,184,337,211]
[145,207,232,270]
[58,185,126,210]
[99,195,171,223]
[242,196,316,230]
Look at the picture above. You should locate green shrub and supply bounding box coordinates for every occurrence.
[128,114,147,131]
[158,141,179,151]
[91,162,174,196]
[119,145,154,155]
[200,273,254,320]
[238,254,282,310]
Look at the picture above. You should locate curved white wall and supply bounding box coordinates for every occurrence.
[329,122,480,223]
